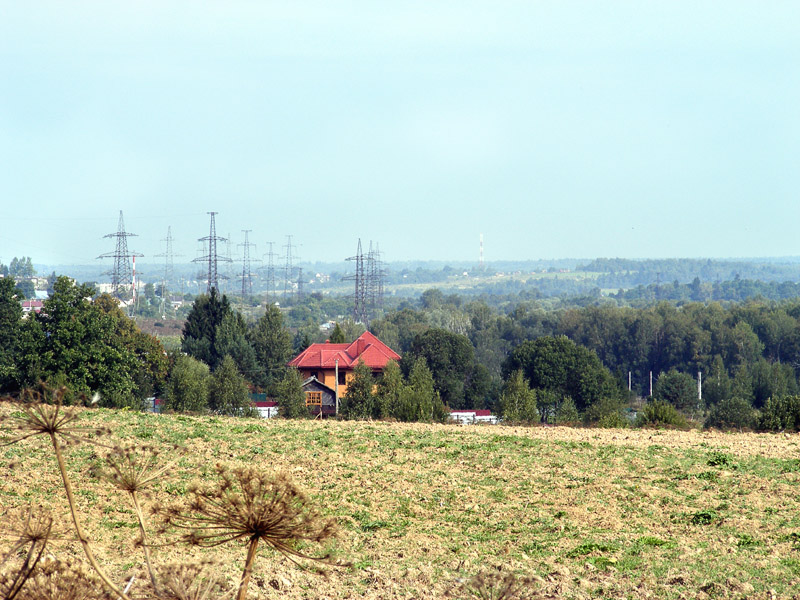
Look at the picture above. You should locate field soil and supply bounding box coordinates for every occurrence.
[1,404,799,599]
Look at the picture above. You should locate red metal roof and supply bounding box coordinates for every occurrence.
[288,331,400,370]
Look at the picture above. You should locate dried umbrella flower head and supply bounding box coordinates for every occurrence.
[102,444,181,494]
[449,565,540,600]
[11,558,115,600]
[0,506,55,600]
[162,465,337,559]
[0,385,110,448]
[160,465,340,600]
[148,561,233,600]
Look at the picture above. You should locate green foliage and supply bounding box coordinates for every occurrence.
[635,400,688,428]
[583,396,627,427]
[375,360,403,418]
[15,278,163,406]
[328,322,346,343]
[340,361,377,420]
[705,396,758,430]
[0,276,22,391]
[181,288,233,370]
[401,358,448,423]
[654,369,698,411]
[276,368,309,419]
[759,395,800,432]
[163,353,210,413]
[504,335,622,414]
[249,305,293,393]
[498,370,538,422]
[208,355,256,417]
[405,328,475,409]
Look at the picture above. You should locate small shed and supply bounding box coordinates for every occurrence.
[301,376,337,418]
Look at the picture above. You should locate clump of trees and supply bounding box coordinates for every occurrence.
[339,360,448,423]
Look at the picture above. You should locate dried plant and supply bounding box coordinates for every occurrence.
[160,465,338,600]
[0,385,126,600]
[146,561,233,600]
[0,385,109,448]
[0,506,54,600]
[449,565,539,600]
[11,558,114,600]
[101,444,180,593]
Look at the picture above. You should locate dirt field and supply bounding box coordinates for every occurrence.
[2,404,799,599]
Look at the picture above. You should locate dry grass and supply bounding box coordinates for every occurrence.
[1,402,800,599]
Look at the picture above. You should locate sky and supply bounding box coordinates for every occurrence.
[1,1,799,267]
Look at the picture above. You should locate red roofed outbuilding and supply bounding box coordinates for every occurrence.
[287,331,400,404]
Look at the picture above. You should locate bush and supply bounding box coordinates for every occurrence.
[705,396,758,430]
[759,395,800,431]
[636,400,688,428]
[584,396,627,428]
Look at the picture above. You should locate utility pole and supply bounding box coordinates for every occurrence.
[154,226,182,313]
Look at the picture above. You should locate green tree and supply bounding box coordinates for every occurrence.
[0,277,22,391]
[654,369,698,411]
[181,288,233,370]
[498,370,538,422]
[249,305,293,393]
[635,400,688,428]
[208,355,256,417]
[397,358,447,423]
[14,279,34,299]
[276,368,309,419]
[328,322,346,343]
[375,360,404,419]
[163,353,210,413]
[705,396,758,430]
[759,395,800,432]
[17,277,142,406]
[503,335,622,414]
[405,328,474,409]
[340,361,376,420]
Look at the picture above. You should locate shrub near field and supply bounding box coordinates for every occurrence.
[2,405,800,599]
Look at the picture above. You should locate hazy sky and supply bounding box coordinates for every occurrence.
[1,1,799,267]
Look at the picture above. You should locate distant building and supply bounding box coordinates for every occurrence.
[449,409,498,425]
[287,331,401,417]
[20,299,44,315]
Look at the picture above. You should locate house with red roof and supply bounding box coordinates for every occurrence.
[287,330,401,417]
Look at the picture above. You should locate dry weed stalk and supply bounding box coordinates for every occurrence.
[160,465,338,600]
[0,506,54,600]
[449,565,539,600]
[0,386,126,600]
[102,444,180,593]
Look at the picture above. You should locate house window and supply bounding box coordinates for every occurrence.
[305,391,322,407]
[338,371,346,385]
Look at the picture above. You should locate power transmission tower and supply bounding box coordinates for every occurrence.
[261,241,277,301]
[283,235,297,300]
[296,267,304,301]
[238,230,258,298]
[192,212,231,294]
[98,210,142,299]
[154,226,183,294]
[345,239,368,324]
